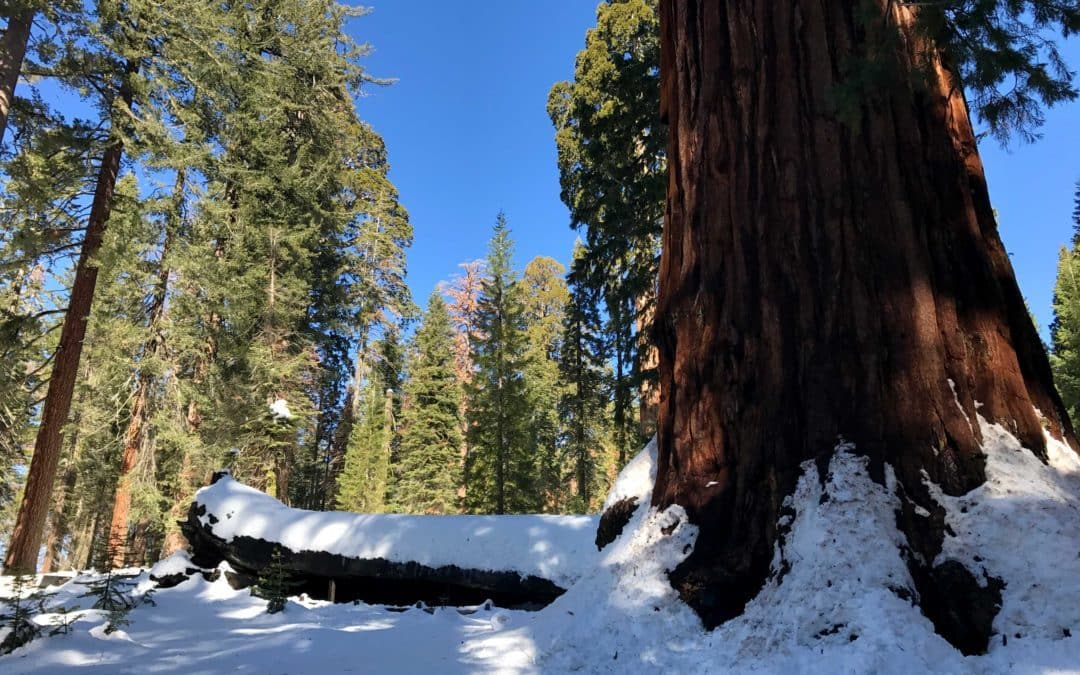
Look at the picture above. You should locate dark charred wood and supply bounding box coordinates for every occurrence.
[179,501,567,610]
[596,497,639,550]
[909,559,1004,656]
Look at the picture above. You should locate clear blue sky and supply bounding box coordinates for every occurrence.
[350,1,1080,340]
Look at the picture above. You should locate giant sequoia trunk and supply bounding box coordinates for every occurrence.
[651,0,1078,646]
[0,8,34,145]
[3,66,136,574]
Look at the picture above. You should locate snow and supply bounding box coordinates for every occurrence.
[148,551,194,579]
[462,427,1080,673]
[927,417,1080,645]
[1,571,536,674]
[195,476,599,587]
[4,416,1079,673]
[601,436,656,511]
[268,399,293,420]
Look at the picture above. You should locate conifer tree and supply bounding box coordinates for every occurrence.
[559,242,611,511]
[335,377,391,513]
[520,256,569,511]
[442,260,485,499]
[1051,181,1080,422]
[335,336,399,513]
[466,214,534,514]
[652,0,1079,636]
[2,0,142,572]
[548,0,664,454]
[394,293,462,514]
[2,0,247,572]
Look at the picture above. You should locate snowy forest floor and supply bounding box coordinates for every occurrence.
[2,415,1080,674]
[0,569,539,674]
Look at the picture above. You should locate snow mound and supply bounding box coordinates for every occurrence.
[602,436,656,511]
[928,417,1080,645]
[466,429,1080,673]
[194,476,599,587]
[149,551,194,579]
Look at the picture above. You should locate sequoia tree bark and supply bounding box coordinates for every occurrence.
[0,8,33,145]
[3,64,136,574]
[651,0,1077,644]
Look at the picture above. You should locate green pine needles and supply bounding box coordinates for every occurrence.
[465,214,535,514]
[394,293,463,514]
[254,547,291,615]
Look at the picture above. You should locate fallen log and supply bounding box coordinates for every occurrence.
[179,472,599,609]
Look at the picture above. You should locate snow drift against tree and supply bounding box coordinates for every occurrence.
[464,416,1080,673]
[194,476,598,588]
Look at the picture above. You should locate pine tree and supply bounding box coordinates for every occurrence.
[559,242,611,512]
[394,293,463,514]
[2,0,241,572]
[466,214,534,514]
[335,336,401,513]
[1051,182,1080,422]
[520,256,569,511]
[548,0,664,452]
[0,574,42,653]
[442,260,485,500]
[254,547,291,614]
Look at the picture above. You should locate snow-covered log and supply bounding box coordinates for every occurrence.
[180,472,599,608]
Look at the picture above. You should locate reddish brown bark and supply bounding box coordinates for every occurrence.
[0,8,33,145]
[652,0,1076,638]
[3,65,136,574]
[106,186,176,568]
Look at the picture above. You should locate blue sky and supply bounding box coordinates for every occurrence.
[350,1,1080,340]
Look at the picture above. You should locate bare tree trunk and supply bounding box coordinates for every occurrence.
[0,8,33,145]
[652,0,1076,647]
[3,64,136,574]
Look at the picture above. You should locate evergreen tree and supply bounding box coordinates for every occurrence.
[1051,181,1080,422]
[2,0,411,568]
[335,336,400,513]
[466,214,533,514]
[559,242,612,512]
[254,547,291,614]
[520,256,569,511]
[394,293,463,514]
[442,260,485,500]
[548,0,664,454]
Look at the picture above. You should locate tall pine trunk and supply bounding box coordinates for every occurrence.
[651,0,1077,648]
[3,65,135,574]
[106,205,175,568]
[0,8,33,145]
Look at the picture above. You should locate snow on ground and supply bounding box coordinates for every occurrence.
[3,416,1079,673]
[464,422,1080,674]
[1,568,536,674]
[195,477,598,587]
